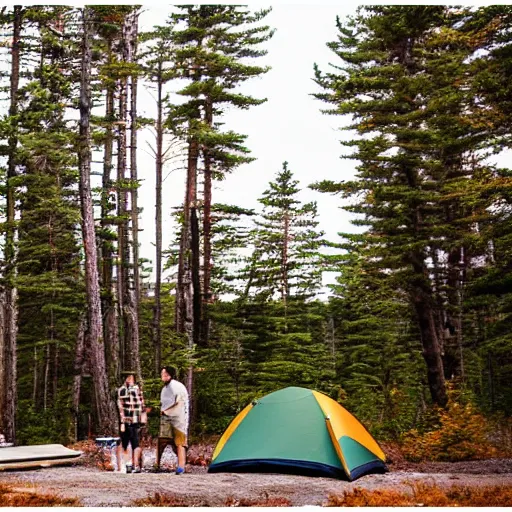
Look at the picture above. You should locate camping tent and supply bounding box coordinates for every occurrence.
[208,386,386,480]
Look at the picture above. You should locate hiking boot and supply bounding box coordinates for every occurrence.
[125,464,133,474]
[175,466,185,475]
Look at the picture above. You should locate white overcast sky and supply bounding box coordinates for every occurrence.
[134,4,359,286]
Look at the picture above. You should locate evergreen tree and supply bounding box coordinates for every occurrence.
[78,6,116,435]
[238,163,331,395]
[0,4,23,444]
[245,162,324,304]
[14,6,85,442]
[210,203,256,298]
[139,21,180,374]
[313,6,499,406]
[327,240,425,437]
[166,5,274,348]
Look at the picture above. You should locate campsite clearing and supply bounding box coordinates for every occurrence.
[0,459,511,506]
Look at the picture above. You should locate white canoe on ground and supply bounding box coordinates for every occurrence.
[0,444,82,471]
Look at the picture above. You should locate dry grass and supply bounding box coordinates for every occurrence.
[132,492,209,507]
[132,492,291,507]
[224,495,291,507]
[0,483,80,507]
[68,440,112,471]
[326,483,512,506]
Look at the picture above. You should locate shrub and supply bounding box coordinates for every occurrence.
[401,399,497,462]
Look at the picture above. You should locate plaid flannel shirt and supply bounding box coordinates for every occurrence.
[117,383,145,424]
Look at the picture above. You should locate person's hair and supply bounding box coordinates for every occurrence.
[161,366,176,379]
[121,371,137,385]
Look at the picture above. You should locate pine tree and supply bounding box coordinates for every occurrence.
[210,203,256,298]
[327,240,425,436]
[0,4,23,444]
[245,162,324,304]
[139,21,181,374]
[238,163,330,394]
[78,6,116,435]
[93,6,128,391]
[13,7,85,441]
[167,5,274,348]
[312,6,501,406]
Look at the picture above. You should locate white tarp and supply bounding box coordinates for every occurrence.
[0,444,81,470]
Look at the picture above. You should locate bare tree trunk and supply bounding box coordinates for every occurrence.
[117,16,129,370]
[101,37,120,390]
[178,131,199,339]
[182,133,200,420]
[2,4,22,444]
[183,135,199,339]
[281,209,290,331]
[44,343,50,411]
[201,99,213,347]
[130,13,140,304]
[78,7,116,435]
[117,10,139,374]
[128,11,141,379]
[71,315,86,442]
[32,347,37,406]
[191,206,201,348]
[281,211,289,303]
[153,61,163,373]
[0,291,5,427]
[410,268,448,407]
[446,245,465,381]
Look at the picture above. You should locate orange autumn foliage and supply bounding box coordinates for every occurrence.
[327,483,512,507]
[401,399,497,462]
[132,492,291,507]
[0,483,80,506]
[69,440,113,470]
[132,493,208,507]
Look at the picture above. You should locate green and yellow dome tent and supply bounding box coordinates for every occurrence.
[208,386,386,480]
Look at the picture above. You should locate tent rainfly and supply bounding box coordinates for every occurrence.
[208,386,387,480]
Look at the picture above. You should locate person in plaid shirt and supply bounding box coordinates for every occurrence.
[117,371,146,473]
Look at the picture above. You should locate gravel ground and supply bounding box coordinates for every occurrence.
[0,450,511,507]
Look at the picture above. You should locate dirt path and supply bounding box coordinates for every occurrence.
[1,461,512,506]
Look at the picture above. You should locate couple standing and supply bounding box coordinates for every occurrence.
[117,366,189,474]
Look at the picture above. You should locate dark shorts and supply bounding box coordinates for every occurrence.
[120,423,140,450]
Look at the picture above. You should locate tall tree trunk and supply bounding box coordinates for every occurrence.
[1,5,22,444]
[71,315,86,442]
[117,17,129,370]
[201,98,214,347]
[183,134,199,340]
[78,7,116,435]
[32,347,37,406]
[44,343,50,411]
[181,131,200,420]
[410,251,448,407]
[445,244,465,381]
[281,209,290,331]
[0,290,4,426]
[129,11,141,379]
[178,130,199,339]
[191,206,201,348]
[101,37,120,390]
[117,10,139,374]
[412,296,448,407]
[153,61,163,373]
